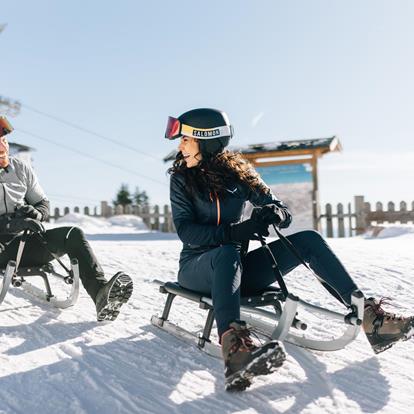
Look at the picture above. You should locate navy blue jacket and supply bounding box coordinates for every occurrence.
[170,172,292,262]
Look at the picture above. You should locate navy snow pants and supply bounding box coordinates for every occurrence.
[178,230,359,337]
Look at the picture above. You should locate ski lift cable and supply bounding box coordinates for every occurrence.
[16,128,168,187]
[22,103,162,161]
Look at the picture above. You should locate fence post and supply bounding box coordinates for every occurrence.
[64,207,70,216]
[376,202,383,224]
[411,201,414,223]
[142,204,151,229]
[354,195,367,235]
[153,205,160,230]
[54,207,60,221]
[74,206,80,213]
[400,201,407,224]
[84,206,90,216]
[337,203,345,238]
[364,201,371,228]
[115,204,123,215]
[101,201,109,217]
[325,203,333,238]
[163,204,173,232]
[347,202,353,237]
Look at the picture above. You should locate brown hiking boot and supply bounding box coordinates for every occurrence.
[363,297,414,354]
[221,321,286,392]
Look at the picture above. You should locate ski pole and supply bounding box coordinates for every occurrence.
[257,234,289,300]
[272,224,346,305]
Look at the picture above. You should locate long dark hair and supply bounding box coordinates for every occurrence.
[168,150,270,199]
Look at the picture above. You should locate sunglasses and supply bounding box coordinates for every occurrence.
[0,116,13,138]
[164,116,233,140]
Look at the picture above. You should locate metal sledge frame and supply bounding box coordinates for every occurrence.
[151,225,365,357]
[151,280,364,358]
[0,230,80,309]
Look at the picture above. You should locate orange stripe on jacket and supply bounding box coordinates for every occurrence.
[209,192,221,226]
[215,192,221,225]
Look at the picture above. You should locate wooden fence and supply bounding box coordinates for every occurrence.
[50,195,414,237]
[319,195,414,237]
[50,201,175,233]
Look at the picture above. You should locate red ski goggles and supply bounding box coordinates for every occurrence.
[0,116,13,138]
[164,116,233,140]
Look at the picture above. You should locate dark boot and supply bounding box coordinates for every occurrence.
[95,272,133,322]
[363,297,414,353]
[221,321,286,392]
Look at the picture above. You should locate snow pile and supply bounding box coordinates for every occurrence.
[50,213,150,234]
[364,224,414,239]
[107,215,148,230]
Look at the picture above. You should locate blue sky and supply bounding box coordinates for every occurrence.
[1,1,414,211]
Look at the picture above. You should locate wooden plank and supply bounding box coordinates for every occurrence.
[337,203,345,238]
[242,148,324,160]
[376,202,383,224]
[326,204,333,237]
[400,201,408,224]
[364,202,371,227]
[154,205,160,230]
[252,158,312,167]
[347,202,353,237]
[367,211,414,222]
[311,155,321,232]
[354,196,366,235]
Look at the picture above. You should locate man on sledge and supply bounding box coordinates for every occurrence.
[0,116,133,321]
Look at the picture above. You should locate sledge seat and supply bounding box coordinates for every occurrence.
[159,281,284,309]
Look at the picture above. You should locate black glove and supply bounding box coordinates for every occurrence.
[14,204,43,221]
[224,216,269,242]
[6,218,45,234]
[254,204,291,229]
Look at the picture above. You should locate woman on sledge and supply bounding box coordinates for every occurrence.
[164,108,414,391]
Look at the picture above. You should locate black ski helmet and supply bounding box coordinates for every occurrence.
[177,108,233,157]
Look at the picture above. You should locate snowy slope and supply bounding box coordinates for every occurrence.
[1,217,414,414]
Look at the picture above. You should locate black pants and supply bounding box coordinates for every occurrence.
[178,230,359,337]
[0,227,107,301]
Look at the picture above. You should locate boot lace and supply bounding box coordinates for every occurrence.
[370,297,404,321]
[229,327,261,354]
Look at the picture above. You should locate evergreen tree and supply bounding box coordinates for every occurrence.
[133,186,149,207]
[114,183,132,207]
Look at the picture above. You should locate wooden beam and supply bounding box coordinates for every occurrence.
[252,158,313,167]
[242,148,320,160]
[241,146,336,161]
[311,154,321,231]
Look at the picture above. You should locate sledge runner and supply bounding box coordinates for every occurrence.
[0,116,133,321]
[164,108,414,391]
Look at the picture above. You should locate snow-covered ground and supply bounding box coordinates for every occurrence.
[1,215,414,414]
